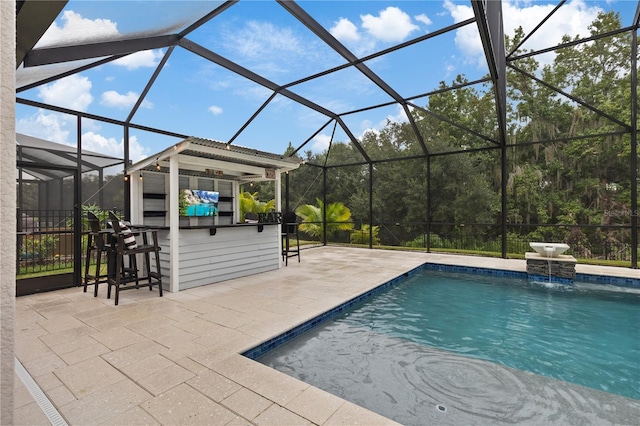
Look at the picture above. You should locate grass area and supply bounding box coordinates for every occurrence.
[17,263,109,280]
[571,258,632,268]
[17,267,74,279]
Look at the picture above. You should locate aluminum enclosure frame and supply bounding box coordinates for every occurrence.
[15,0,640,268]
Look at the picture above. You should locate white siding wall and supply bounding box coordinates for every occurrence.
[157,225,280,291]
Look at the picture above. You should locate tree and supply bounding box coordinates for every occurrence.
[239,191,275,221]
[295,198,354,239]
[350,224,380,245]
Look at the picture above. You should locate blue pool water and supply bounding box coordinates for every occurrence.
[340,271,640,399]
[258,270,640,424]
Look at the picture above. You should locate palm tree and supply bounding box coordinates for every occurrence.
[295,198,353,239]
[239,191,275,220]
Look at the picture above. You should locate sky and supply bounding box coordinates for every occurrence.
[15,0,638,169]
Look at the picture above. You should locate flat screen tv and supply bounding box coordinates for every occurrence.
[180,189,219,217]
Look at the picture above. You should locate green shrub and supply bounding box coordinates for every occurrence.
[21,235,58,262]
[350,225,380,245]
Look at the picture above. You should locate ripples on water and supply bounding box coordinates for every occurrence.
[348,272,640,399]
[259,270,640,425]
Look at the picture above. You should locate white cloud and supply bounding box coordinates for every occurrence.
[16,110,70,144]
[372,105,409,131]
[101,90,136,109]
[354,105,409,140]
[36,10,119,47]
[219,20,341,78]
[389,104,410,124]
[126,135,150,163]
[224,21,301,59]
[444,62,456,79]
[38,74,93,111]
[444,0,603,67]
[311,134,332,152]
[112,50,163,70]
[233,83,274,103]
[17,111,148,163]
[208,105,223,115]
[82,131,121,155]
[442,0,480,65]
[100,90,153,109]
[360,119,373,130]
[330,18,361,42]
[330,6,426,56]
[502,0,602,63]
[82,132,149,163]
[415,14,433,27]
[36,10,161,69]
[361,7,420,43]
[359,128,380,140]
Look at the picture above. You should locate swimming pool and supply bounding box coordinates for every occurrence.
[255,268,640,425]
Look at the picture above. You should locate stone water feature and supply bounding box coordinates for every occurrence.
[526,243,576,284]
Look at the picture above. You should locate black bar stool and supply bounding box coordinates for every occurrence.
[281,211,300,266]
[107,211,163,305]
[83,212,110,297]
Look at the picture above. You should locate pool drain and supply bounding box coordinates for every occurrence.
[436,404,447,413]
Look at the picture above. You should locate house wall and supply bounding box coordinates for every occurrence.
[0,1,16,423]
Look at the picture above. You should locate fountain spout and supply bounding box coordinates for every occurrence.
[529,242,570,258]
[526,242,576,285]
[544,246,555,258]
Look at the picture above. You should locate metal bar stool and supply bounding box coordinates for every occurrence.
[281,211,300,266]
[107,211,162,305]
[83,212,110,297]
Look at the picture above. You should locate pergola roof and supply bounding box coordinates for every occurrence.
[16,132,124,181]
[128,136,301,181]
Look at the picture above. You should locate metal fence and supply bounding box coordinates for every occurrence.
[308,220,638,266]
[17,209,76,276]
[16,212,638,276]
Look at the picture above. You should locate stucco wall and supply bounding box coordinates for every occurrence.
[0,1,16,424]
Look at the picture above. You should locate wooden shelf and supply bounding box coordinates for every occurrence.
[143,193,166,199]
[143,211,166,217]
[143,192,167,219]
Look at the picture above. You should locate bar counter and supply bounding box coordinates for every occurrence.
[155,222,281,292]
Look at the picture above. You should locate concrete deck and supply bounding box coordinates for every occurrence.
[14,247,639,425]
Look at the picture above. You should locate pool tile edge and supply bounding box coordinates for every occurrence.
[242,262,640,360]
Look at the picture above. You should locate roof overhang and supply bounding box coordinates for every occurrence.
[16,0,68,68]
[16,133,124,181]
[127,136,301,181]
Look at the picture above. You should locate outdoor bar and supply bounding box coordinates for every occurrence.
[126,137,301,292]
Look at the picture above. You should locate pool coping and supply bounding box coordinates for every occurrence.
[243,261,640,360]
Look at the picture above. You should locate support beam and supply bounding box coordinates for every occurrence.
[471,0,508,258]
[178,38,337,119]
[169,155,180,292]
[16,0,67,67]
[369,163,374,249]
[631,25,638,268]
[278,0,430,156]
[74,116,82,287]
[23,34,179,67]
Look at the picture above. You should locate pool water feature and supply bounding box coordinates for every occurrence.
[257,269,640,425]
